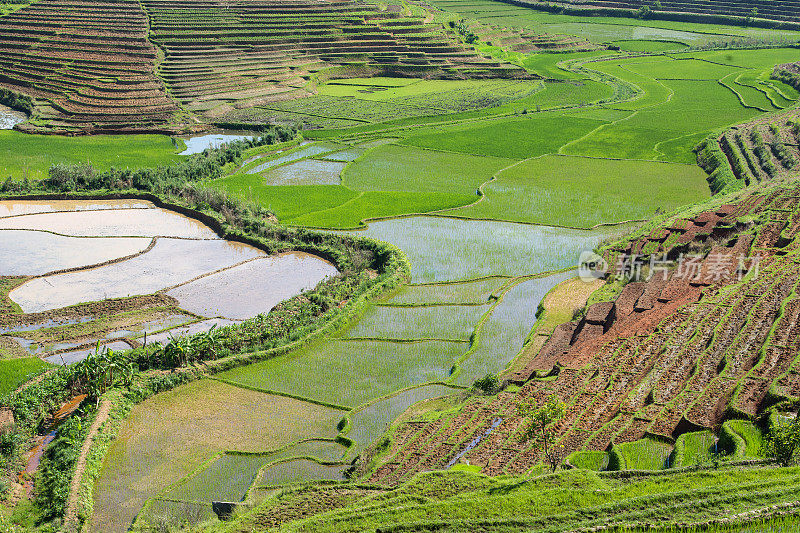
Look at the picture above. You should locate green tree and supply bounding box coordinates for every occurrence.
[519,395,566,472]
[763,415,800,466]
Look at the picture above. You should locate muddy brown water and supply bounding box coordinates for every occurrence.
[10,238,265,313]
[0,230,151,276]
[166,253,339,320]
[21,394,87,496]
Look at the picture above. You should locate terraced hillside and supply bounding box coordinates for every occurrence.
[0,0,182,133]
[503,0,800,25]
[361,115,800,484]
[143,0,531,119]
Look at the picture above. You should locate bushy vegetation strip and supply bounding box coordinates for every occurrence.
[0,127,411,529]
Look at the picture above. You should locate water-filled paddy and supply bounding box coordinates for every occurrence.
[0,207,219,239]
[162,440,345,504]
[0,104,26,130]
[0,199,152,218]
[10,238,264,313]
[143,318,239,345]
[261,159,345,186]
[389,279,508,305]
[257,459,346,487]
[166,253,338,320]
[344,304,485,341]
[91,379,344,533]
[0,230,151,276]
[43,340,131,366]
[455,270,575,385]
[218,339,464,408]
[247,142,342,174]
[338,216,629,283]
[2,200,338,365]
[178,131,256,155]
[349,384,459,451]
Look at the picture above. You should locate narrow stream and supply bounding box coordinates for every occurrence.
[446,418,503,469]
[20,394,87,496]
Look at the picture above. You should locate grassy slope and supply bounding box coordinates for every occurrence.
[399,114,608,160]
[210,466,800,532]
[0,132,183,180]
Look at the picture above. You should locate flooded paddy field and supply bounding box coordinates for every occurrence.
[0,199,338,363]
[0,104,26,130]
[177,131,258,155]
[336,216,632,282]
[90,379,345,533]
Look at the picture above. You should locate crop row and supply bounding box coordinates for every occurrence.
[0,0,179,132]
[140,0,529,117]
[368,179,800,482]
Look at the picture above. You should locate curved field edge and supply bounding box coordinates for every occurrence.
[206,464,800,533]
[0,188,412,531]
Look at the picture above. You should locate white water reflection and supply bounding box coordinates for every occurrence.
[0,104,26,129]
[177,132,256,155]
[10,238,264,313]
[0,230,151,276]
[0,207,219,239]
[336,216,634,283]
[166,253,338,319]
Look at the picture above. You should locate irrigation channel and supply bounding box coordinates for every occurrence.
[1,200,632,532]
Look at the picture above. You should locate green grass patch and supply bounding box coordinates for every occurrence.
[674,430,718,467]
[522,51,611,80]
[215,464,800,532]
[217,340,464,408]
[453,155,709,228]
[611,437,673,470]
[400,114,607,159]
[341,144,513,195]
[727,419,766,458]
[568,450,610,471]
[286,190,476,229]
[625,57,740,80]
[0,357,50,397]
[209,179,359,221]
[0,132,183,180]
[344,304,485,341]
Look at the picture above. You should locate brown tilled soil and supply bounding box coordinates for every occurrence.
[364,176,800,485]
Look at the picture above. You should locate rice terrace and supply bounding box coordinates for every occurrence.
[2,0,800,531]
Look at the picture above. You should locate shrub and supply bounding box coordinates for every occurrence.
[472,373,499,394]
[762,416,800,466]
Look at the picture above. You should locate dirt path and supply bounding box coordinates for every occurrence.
[62,398,113,533]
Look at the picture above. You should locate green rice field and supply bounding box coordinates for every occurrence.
[0,132,183,180]
[6,1,800,531]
